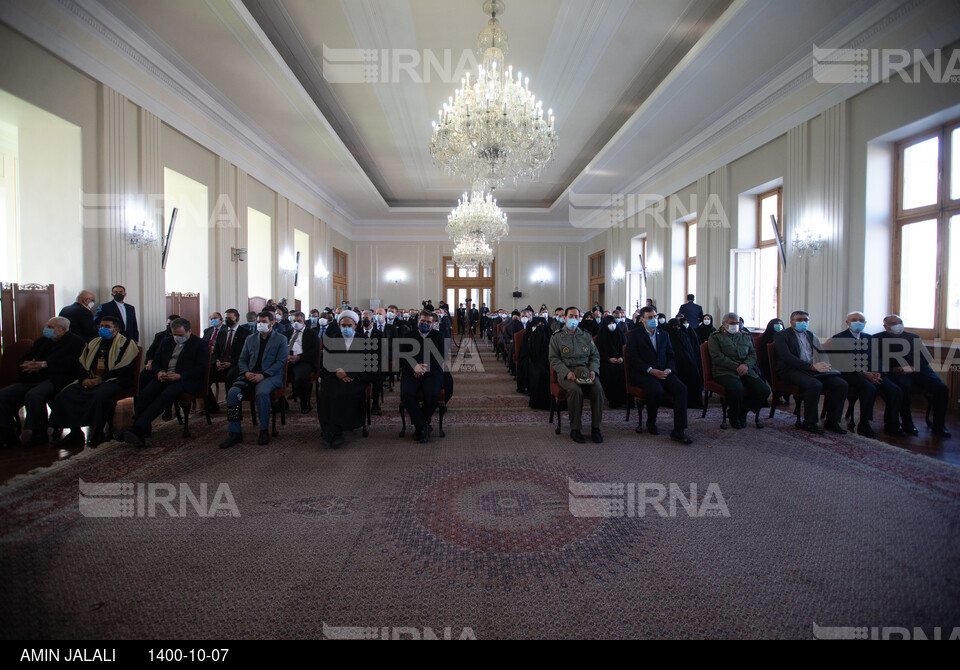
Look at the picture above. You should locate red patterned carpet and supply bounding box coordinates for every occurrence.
[1,338,959,639]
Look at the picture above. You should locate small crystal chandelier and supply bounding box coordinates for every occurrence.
[429,0,557,187]
[792,228,824,259]
[127,220,158,250]
[452,234,495,271]
[446,186,509,244]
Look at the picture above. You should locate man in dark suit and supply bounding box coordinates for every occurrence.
[399,310,446,443]
[286,311,318,413]
[874,314,951,438]
[202,312,223,352]
[141,314,179,392]
[774,310,849,434]
[59,290,98,342]
[0,316,84,448]
[121,318,208,447]
[827,312,903,438]
[358,310,384,415]
[677,294,703,328]
[209,309,251,411]
[469,304,480,336]
[456,303,466,336]
[241,311,259,334]
[93,284,139,344]
[625,306,693,444]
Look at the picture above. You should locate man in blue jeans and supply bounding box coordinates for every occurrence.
[219,311,287,448]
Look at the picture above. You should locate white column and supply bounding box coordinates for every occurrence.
[816,101,849,329]
[137,107,164,342]
[783,121,809,316]
[213,156,240,311]
[98,87,128,300]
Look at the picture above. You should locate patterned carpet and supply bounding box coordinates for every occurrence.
[1,337,959,639]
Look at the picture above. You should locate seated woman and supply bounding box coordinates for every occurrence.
[695,314,716,345]
[666,317,704,410]
[526,316,552,410]
[595,315,627,410]
[317,311,373,449]
[757,318,788,405]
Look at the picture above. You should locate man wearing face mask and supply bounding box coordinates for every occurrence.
[241,311,259,334]
[827,312,903,438]
[0,316,84,448]
[141,314,179,392]
[49,316,139,447]
[209,308,250,412]
[709,312,770,430]
[202,312,223,352]
[286,311,319,414]
[357,309,385,415]
[549,307,605,444]
[219,311,288,448]
[94,285,139,344]
[59,290,99,342]
[121,318,208,447]
[399,311,446,443]
[874,314,950,438]
[625,306,693,444]
[773,310,849,435]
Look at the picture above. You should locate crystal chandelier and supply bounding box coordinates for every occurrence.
[429,0,557,187]
[452,234,495,271]
[446,186,509,244]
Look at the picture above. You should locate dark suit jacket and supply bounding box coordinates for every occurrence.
[17,332,85,390]
[212,326,251,367]
[59,302,98,342]
[202,325,222,349]
[286,327,319,371]
[398,330,445,378]
[626,327,677,383]
[677,302,704,325]
[469,309,480,324]
[872,329,934,375]
[829,329,879,374]
[774,328,834,377]
[151,334,209,394]
[94,300,139,343]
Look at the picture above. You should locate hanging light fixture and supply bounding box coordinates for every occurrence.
[446,186,509,244]
[452,234,495,272]
[429,0,557,188]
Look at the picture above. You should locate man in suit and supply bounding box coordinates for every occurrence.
[93,284,139,344]
[358,310,384,415]
[286,311,318,413]
[874,314,951,438]
[469,304,480,337]
[774,310,849,434]
[399,310,446,443]
[219,311,288,448]
[677,294,704,328]
[625,305,693,444]
[141,314,179,392]
[827,312,903,438]
[59,290,98,342]
[549,307,606,444]
[0,316,84,448]
[121,318,208,447]
[241,311,259,334]
[209,308,251,410]
[456,303,466,336]
[202,312,223,352]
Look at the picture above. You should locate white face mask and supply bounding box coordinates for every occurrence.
[703,319,712,326]
[726,324,739,334]
[607,323,617,332]
[319,318,328,327]
[292,321,305,331]
[889,324,905,335]
[87,301,96,310]
[256,322,271,334]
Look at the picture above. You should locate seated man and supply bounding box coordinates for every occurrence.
[549,307,605,444]
[773,310,849,434]
[358,310,384,415]
[286,311,318,413]
[141,314,178,392]
[0,316,84,448]
[49,316,139,447]
[399,310,446,444]
[708,312,770,430]
[828,312,903,438]
[625,306,692,444]
[121,318,208,447]
[219,311,287,448]
[317,311,372,449]
[874,314,951,438]
[209,309,250,412]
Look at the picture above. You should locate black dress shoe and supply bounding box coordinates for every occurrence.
[86,433,105,449]
[420,425,432,444]
[23,433,48,449]
[332,432,346,449]
[300,402,313,414]
[903,424,919,436]
[932,427,952,439]
[257,430,270,446]
[754,416,764,429]
[857,422,876,439]
[321,431,333,449]
[591,428,603,444]
[372,407,383,417]
[219,433,243,449]
[729,418,743,430]
[670,430,693,445]
[121,429,146,448]
[802,422,825,435]
[646,423,660,436]
[413,427,423,442]
[161,409,173,421]
[884,426,905,437]
[824,421,848,435]
[570,430,586,444]
[55,429,85,447]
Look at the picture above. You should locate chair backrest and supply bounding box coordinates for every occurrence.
[766,342,792,391]
[700,341,715,385]
[549,366,563,397]
[622,344,640,393]
[248,296,267,315]
[0,339,34,388]
[513,330,524,365]
[112,345,144,401]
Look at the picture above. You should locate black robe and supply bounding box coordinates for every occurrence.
[318,333,373,434]
[667,324,704,409]
[579,318,599,337]
[526,326,552,410]
[595,326,627,409]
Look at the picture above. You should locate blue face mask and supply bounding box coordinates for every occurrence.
[210,318,220,327]
[795,321,809,333]
[849,321,865,334]
[98,327,114,339]
[418,323,432,335]
[566,318,579,330]
[773,323,784,332]
[42,327,56,339]
[173,335,188,345]
[646,318,659,330]
[247,322,257,329]
[340,326,355,338]
[310,317,319,324]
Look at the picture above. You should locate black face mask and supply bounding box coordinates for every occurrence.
[362,318,372,329]
[113,292,124,303]
[224,318,236,328]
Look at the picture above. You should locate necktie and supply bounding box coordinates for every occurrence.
[290,331,300,355]
[210,327,219,348]
[222,329,233,362]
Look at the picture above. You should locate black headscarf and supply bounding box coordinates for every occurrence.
[595,315,625,359]
[695,313,716,343]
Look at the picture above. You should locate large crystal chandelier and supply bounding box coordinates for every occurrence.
[446,186,509,244]
[429,0,557,187]
[452,234,495,271]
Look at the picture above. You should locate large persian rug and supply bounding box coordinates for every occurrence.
[1,340,958,639]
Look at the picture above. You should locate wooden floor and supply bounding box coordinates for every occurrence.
[1,397,957,485]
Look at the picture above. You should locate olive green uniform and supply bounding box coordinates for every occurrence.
[548,327,605,431]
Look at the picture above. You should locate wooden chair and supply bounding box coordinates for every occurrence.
[512,329,524,373]
[176,362,213,439]
[399,387,446,438]
[0,339,34,389]
[548,367,567,434]
[106,345,144,435]
[249,362,288,437]
[701,341,763,429]
[767,342,808,426]
[622,344,649,433]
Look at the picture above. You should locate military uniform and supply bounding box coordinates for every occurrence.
[548,327,605,432]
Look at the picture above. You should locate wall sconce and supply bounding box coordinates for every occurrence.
[231,247,248,262]
[127,220,157,250]
[315,263,330,280]
[386,269,406,286]
[532,268,550,287]
[279,252,298,277]
[611,263,626,283]
[792,228,824,259]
